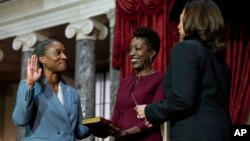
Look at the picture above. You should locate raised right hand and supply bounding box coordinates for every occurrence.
[26,55,42,86]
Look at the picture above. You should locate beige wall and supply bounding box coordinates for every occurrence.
[0,83,18,141]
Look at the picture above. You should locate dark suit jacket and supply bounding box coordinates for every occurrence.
[12,80,89,141]
[145,40,231,141]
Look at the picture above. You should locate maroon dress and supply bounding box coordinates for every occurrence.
[111,72,165,141]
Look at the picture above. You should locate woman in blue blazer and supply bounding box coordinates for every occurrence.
[135,0,231,141]
[12,39,90,141]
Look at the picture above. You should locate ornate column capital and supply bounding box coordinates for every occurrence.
[0,48,4,61]
[65,18,108,40]
[12,32,48,52]
[106,9,115,28]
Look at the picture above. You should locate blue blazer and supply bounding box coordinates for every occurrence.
[12,80,90,141]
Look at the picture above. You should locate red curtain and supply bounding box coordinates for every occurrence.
[112,0,178,79]
[226,21,250,124]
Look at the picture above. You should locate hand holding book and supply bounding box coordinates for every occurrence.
[82,117,122,138]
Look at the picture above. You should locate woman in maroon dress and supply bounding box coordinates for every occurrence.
[111,27,165,141]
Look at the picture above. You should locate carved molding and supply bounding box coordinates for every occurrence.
[65,18,108,40]
[0,0,115,40]
[12,32,48,52]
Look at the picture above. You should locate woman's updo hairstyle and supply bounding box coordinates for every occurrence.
[33,38,57,68]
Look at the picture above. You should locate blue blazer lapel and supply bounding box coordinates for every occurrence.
[39,80,73,129]
[43,82,70,122]
[60,81,72,116]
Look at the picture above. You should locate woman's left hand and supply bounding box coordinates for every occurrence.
[135,105,153,128]
[134,104,147,119]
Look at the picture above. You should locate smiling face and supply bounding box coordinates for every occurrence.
[129,37,153,72]
[39,41,68,74]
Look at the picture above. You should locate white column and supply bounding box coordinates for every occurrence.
[12,32,48,52]
[65,18,108,40]
[106,9,120,116]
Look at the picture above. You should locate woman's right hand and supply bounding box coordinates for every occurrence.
[109,125,123,137]
[26,55,42,87]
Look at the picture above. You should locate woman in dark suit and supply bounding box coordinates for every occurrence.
[12,39,90,141]
[135,0,231,141]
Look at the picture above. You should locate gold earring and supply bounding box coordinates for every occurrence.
[150,51,156,63]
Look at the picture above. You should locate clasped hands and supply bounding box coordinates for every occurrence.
[134,104,153,128]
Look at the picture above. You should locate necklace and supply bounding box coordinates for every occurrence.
[130,76,141,106]
[135,75,140,85]
[137,69,155,77]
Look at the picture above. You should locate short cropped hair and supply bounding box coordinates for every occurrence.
[133,27,161,55]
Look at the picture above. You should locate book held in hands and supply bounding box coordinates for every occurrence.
[82,117,121,138]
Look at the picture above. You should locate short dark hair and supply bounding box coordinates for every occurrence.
[133,27,161,54]
[183,0,225,53]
